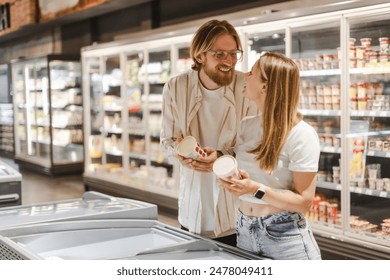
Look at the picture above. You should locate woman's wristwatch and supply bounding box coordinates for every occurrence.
[253,183,266,199]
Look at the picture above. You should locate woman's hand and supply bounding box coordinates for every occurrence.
[218,169,259,196]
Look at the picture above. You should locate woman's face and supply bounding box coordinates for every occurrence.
[243,65,267,110]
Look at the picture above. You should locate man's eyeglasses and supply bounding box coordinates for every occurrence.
[208,49,243,60]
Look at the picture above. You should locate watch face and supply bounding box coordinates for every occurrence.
[255,189,265,199]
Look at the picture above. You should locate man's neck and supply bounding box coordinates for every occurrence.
[198,69,220,90]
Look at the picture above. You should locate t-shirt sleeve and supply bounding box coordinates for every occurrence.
[234,116,251,155]
[288,123,320,172]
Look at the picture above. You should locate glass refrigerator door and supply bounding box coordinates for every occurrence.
[49,60,83,164]
[125,51,145,187]
[101,55,123,174]
[291,20,342,233]
[346,13,390,247]
[13,59,51,166]
[85,56,103,172]
[246,29,286,67]
[176,44,192,73]
[142,47,174,193]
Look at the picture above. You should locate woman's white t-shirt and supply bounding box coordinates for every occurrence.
[235,115,320,204]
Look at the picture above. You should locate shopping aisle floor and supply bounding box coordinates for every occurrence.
[0,156,179,228]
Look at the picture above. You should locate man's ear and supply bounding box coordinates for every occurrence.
[196,53,205,64]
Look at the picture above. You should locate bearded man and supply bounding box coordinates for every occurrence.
[160,19,257,246]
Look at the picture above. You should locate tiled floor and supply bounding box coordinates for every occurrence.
[0,156,180,228]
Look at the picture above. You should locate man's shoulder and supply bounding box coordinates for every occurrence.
[167,69,197,83]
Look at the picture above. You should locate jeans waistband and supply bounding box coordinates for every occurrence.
[238,209,304,227]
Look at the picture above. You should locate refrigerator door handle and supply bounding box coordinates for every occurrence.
[134,239,221,256]
[0,194,20,203]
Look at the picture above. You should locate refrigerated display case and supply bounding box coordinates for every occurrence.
[0,159,22,208]
[0,64,13,158]
[0,104,13,158]
[342,11,390,258]
[82,35,193,210]
[239,2,390,259]
[11,55,83,175]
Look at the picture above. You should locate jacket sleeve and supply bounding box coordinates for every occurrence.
[160,79,183,157]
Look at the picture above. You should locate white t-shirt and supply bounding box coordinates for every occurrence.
[180,84,226,232]
[235,114,320,204]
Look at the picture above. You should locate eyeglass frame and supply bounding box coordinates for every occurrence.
[207,49,243,61]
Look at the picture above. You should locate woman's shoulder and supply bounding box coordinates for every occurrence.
[289,120,319,144]
[294,119,317,133]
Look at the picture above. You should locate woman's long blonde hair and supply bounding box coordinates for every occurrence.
[249,52,302,173]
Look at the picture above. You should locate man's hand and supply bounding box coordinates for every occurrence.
[177,146,217,172]
[189,147,217,172]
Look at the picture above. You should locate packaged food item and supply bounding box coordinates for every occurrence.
[379,37,389,53]
[356,46,366,59]
[368,50,379,63]
[360,38,372,50]
[379,53,389,62]
[213,155,241,180]
[176,136,206,159]
[380,223,390,233]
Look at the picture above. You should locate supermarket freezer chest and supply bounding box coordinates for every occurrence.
[0,219,262,260]
[0,191,262,260]
[0,160,22,208]
[0,191,157,229]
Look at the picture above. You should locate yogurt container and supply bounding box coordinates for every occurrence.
[213,155,241,180]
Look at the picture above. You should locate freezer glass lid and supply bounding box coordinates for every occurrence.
[0,220,196,260]
[0,192,157,227]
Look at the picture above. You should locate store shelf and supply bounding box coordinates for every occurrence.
[317,181,342,191]
[349,186,390,199]
[351,110,390,118]
[300,109,341,116]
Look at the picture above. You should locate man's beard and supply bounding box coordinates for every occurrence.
[202,60,234,86]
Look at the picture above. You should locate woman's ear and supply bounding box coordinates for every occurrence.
[260,83,268,94]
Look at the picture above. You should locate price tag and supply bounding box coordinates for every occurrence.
[336,184,342,191]
[355,188,363,194]
[380,111,387,117]
[367,151,375,156]
[386,152,390,158]
[366,189,373,196]
[323,110,330,115]
[369,111,376,117]
[379,191,387,198]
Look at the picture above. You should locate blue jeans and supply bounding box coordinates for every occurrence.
[237,210,321,260]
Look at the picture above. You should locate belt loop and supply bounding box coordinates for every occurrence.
[239,211,245,227]
[258,215,265,229]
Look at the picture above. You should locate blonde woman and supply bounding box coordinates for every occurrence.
[218,52,321,259]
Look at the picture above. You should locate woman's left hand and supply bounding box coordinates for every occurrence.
[218,169,258,196]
